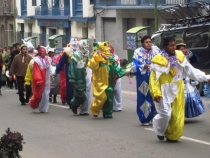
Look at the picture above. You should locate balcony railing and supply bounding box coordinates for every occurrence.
[95,0,209,6]
[0,6,12,16]
[35,7,70,16]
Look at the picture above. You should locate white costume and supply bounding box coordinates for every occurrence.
[149,50,210,141]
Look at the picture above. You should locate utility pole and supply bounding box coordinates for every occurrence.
[13,0,17,43]
[154,0,158,31]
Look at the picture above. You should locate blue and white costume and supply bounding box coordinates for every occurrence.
[130,46,161,124]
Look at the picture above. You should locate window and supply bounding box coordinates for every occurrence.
[90,0,94,4]
[184,27,209,48]
[152,33,161,48]
[32,0,37,6]
[24,0,27,5]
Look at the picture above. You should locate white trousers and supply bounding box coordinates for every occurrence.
[153,99,172,136]
[113,79,122,111]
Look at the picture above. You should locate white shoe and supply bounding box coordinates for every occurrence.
[142,123,150,126]
[32,109,37,113]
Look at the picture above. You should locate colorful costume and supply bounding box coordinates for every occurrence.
[56,51,66,103]
[56,46,75,107]
[110,46,122,111]
[130,46,161,124]
[48,48,60,103]
[149,50,210,141]
[29,47,51,113]
[68,39,92,115]
[87,42,125,118]
[183,50,205,118]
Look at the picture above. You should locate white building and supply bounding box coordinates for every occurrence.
[15,0,95,49]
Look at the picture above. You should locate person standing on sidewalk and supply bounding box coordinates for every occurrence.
[0,52,3,95]
[9,44,32,105]
[9,43,20,90]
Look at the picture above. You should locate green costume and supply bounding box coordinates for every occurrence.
[102,56,125,117]
[68,51,87,110]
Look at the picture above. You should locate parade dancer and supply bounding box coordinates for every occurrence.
[56,51,66,104]
[149,37,210,142]
[175,39,205,118]
[109,45,123,112]
[128,36,161,125]
[68,39,92,115]
[48,48,60,103]
[29,47,51,113]
[56,39,78,108]
[88,41,126,118]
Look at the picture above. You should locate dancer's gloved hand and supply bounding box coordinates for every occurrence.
[154,96,161,103]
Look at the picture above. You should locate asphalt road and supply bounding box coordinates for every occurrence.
[0,77,210,158]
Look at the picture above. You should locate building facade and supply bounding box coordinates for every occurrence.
[15,0,95,49]
[94,0,197,58]
[0,0,15,47]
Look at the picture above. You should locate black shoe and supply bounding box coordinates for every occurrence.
[72,108,77,114]
[93,115,98,118]
[62,102,66,104]
[157,135,164,141]
[166,138,178,142]
[49,98,52,102]
[25,98,29,103]
[16,92,19,94]
[80,113,89,116]
[21,102,26,105]
[53,95,57,103]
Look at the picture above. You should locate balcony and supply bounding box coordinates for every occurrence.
[35,7,70,19]
[0,6,12,16]
[95,0,208,8]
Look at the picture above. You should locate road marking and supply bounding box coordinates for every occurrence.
[6,90,17,92]
[122,90,136,94]
[49,103,69,109]
[144,128,210,146]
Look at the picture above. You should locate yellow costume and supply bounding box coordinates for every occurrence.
[25,59,34,85]
[149,50,210,141]
[87,42,110,116]
[88,42,125,118]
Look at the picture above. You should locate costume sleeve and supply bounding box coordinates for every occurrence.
[56,53,68,74]
[130,49,145,75]
[68,59,77,83]
[25,65,32,85]
[183,58,210,82]
[112,56,125,78]
[87,53,100,71]
[33,62,43,86]
[149,70,162,99]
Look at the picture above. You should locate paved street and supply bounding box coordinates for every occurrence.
[0,78,210,158]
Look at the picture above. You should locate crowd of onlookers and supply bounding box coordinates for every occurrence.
[0,43,21,95]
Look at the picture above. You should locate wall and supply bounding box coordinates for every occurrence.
[16,0,21,16]
[95,9,167,59]
[83,0,94,18]
[71,21,87,38]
